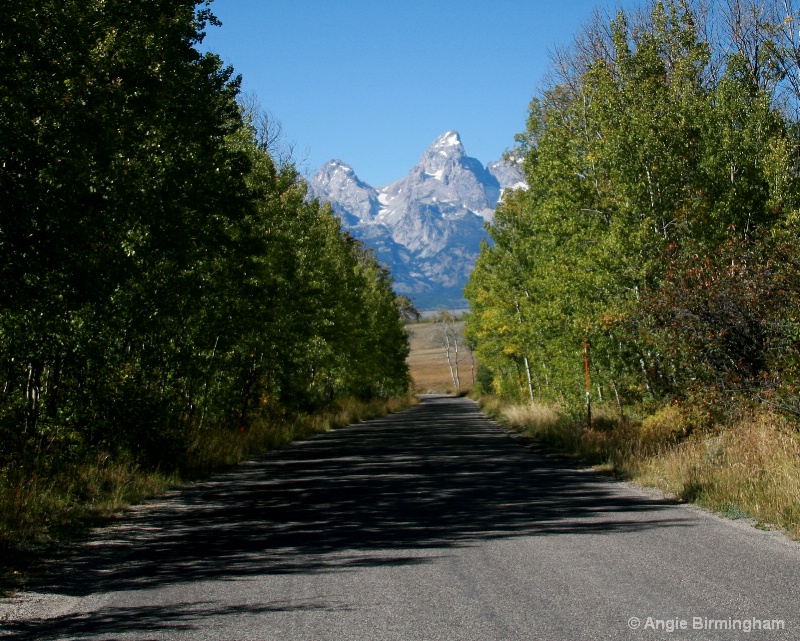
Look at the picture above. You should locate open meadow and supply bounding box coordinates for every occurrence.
[406,321,474,394]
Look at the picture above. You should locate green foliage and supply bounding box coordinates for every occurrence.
[0,0,411,485]
[634,232,800,413]
[466,0,800,420]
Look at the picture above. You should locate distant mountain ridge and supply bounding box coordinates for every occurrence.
[307,131,525,309]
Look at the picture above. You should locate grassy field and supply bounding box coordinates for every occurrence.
[406,321,474,394]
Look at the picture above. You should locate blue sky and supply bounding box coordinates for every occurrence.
[201,0,630,187]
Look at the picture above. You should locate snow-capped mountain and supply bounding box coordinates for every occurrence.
[307,131,525,309]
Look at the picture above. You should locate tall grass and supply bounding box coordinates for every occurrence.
[181,395,415,479]
[481,395,800,539]
[0,457,175,556]
[0,395,415,590]
[637,414,800,538]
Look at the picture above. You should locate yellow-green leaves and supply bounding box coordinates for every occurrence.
[466,0,800,414]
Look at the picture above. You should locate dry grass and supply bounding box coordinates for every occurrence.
[406,321,475,394]
[480,395,800,539]
[484,397,562,433]
[637,414,800,537]
[0,395,415,590]
[0,458,175,552]
[183,396,416,479]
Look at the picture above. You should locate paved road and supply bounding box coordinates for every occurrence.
[1,396,798,640]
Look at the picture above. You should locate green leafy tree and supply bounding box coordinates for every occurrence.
[0,0,412,473]
[466,0,800,417]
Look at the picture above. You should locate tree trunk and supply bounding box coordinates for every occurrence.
[523,355,534,402]
[452,327,461,390]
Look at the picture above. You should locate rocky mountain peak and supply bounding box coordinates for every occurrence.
[307,132,527,309]
[311,159,379,225]
[429,130,464,152]
[316,159,368,191]
[415,130,467,182]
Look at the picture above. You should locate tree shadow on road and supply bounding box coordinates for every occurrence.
[3,396,694,639]
[2,599,350,640]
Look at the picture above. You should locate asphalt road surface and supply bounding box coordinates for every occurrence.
[1,396,798,640]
